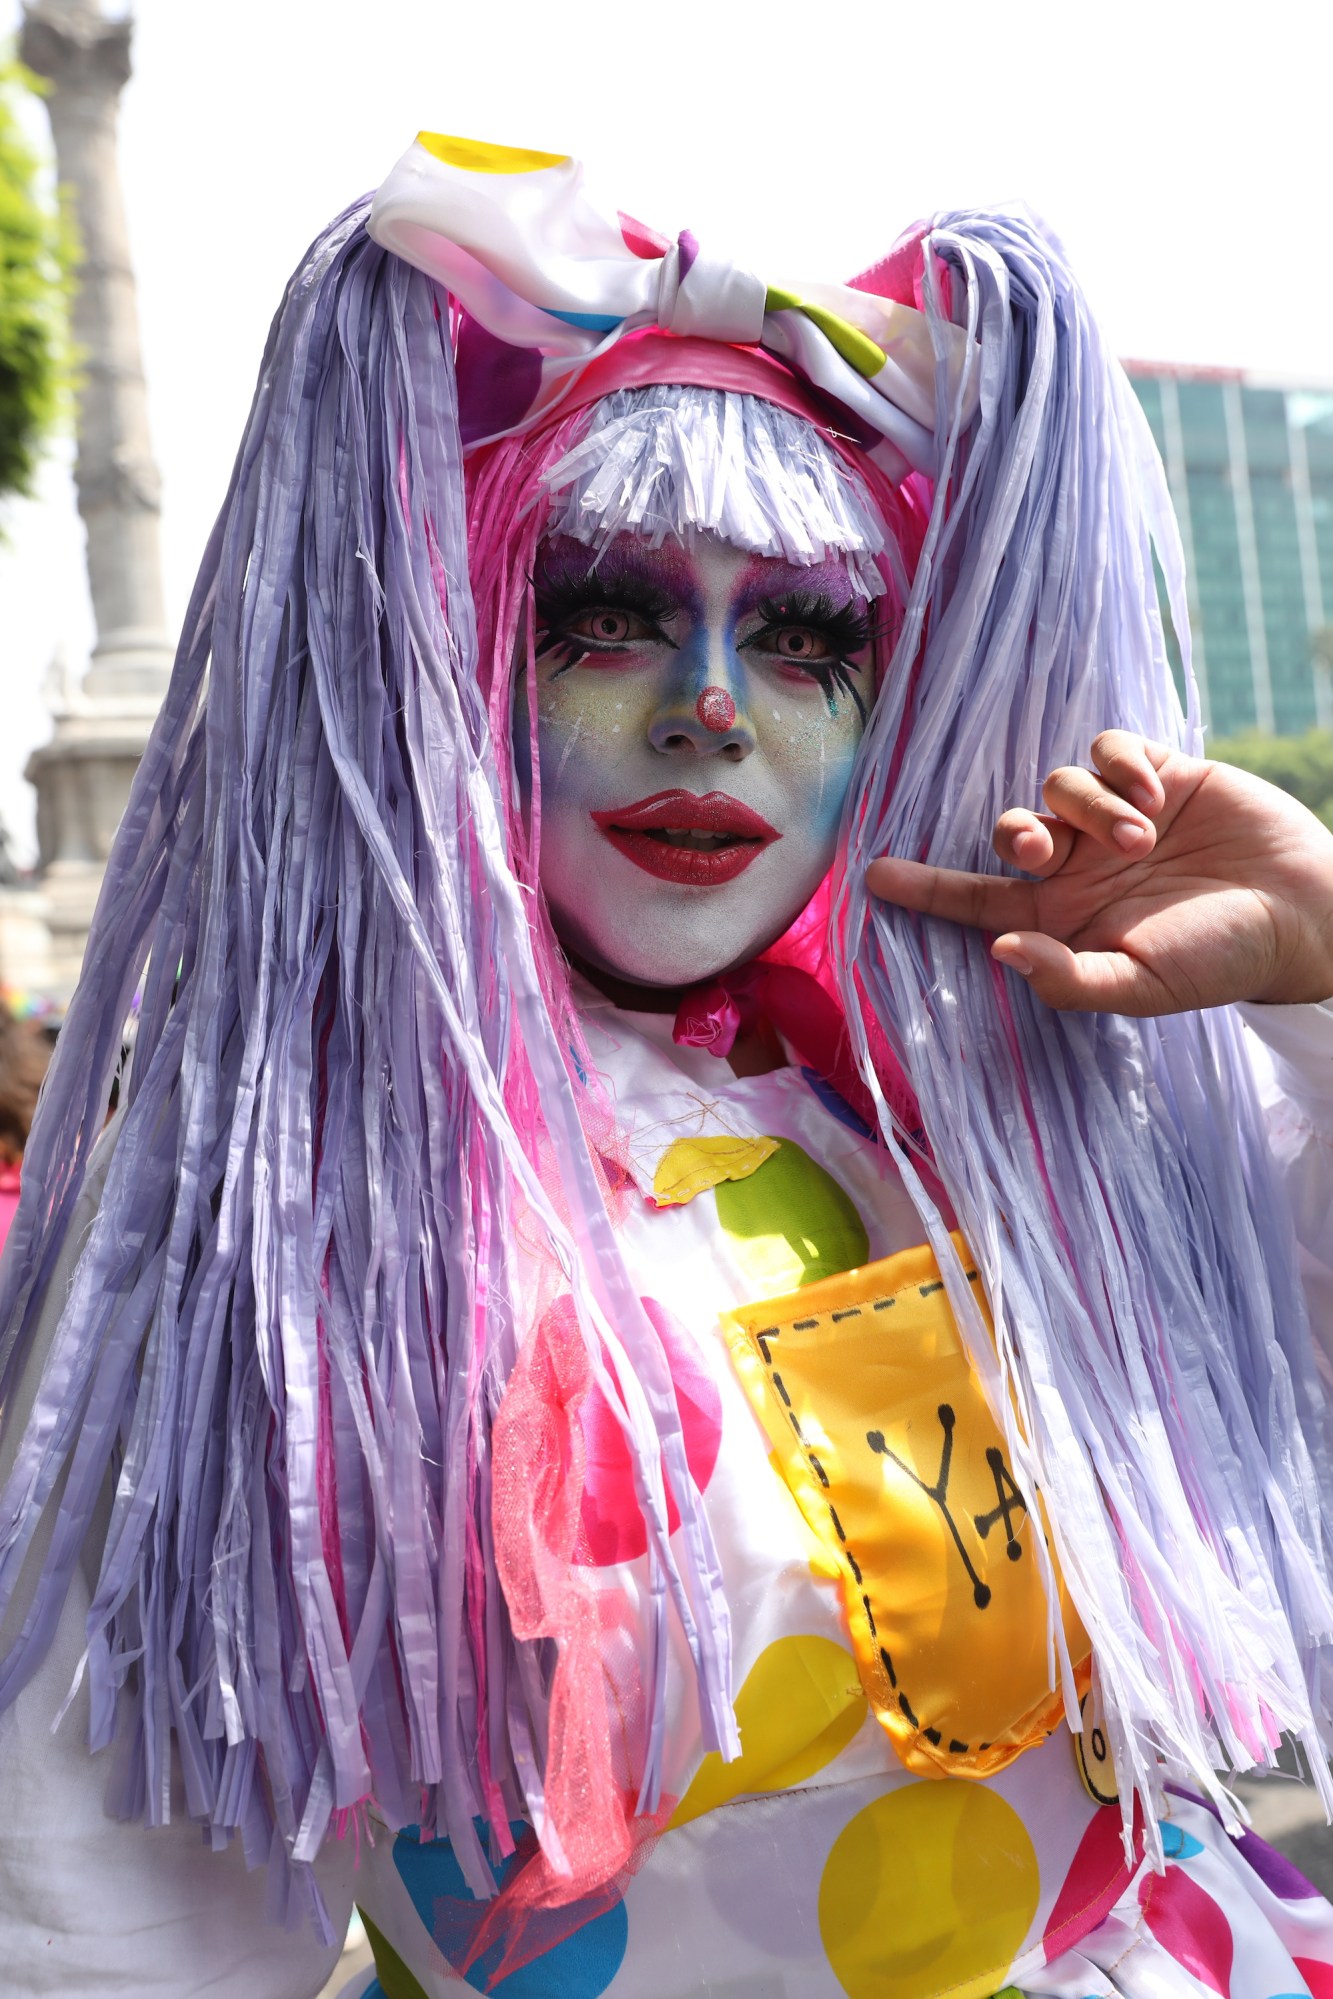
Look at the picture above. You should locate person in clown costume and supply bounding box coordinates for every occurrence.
[1,128,1333,1999]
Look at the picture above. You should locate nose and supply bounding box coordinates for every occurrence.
[647,647,756,761]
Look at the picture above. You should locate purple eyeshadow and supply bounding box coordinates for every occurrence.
[730,556,863,623]
[535,533,701,613]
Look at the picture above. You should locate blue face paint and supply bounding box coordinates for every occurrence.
[515,531,873,989]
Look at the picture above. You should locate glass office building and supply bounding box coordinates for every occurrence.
[1126,365,1333,739]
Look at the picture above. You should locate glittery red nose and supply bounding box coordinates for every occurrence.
[696,686,736,733]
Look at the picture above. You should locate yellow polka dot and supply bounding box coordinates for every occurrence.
[416,132,569,175]
[671,1635,866,1828]
[818,1782,1038,1999]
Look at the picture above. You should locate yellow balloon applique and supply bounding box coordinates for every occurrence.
[818,1782,1039,1999]
[651,1134,779,1207]
[670,1634,866,1828]
[714,1139,869,1292]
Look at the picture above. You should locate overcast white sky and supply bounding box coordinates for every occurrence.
[1,0,1330,861]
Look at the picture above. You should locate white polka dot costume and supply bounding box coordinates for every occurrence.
[347,999,1333,1999]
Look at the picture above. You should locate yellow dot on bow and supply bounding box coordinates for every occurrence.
[417,131,570,175]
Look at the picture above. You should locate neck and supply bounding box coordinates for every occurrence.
[567,952,788,1077]
[566,953,686,1014]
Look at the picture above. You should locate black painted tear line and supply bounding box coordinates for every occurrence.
[831,1306,861,1323]
[793,1317,818,1331]
[872,1296,897,1310]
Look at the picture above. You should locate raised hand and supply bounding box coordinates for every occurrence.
[866,730,1333,1015]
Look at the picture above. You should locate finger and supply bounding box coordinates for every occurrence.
[1041,765,1157,858]
[867,856,1039,933]
[1089,730,1167,815]
[991,931,1181,1015]
[993,809,1076,878]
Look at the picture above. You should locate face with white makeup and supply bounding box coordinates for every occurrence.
[515,529,875,989]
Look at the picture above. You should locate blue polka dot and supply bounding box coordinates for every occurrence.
[799,1068,875,1138]
[392,1822,628,1998]
[1158,1818,1205,1860]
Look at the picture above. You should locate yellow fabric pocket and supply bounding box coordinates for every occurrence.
[722,1236,1089,1780]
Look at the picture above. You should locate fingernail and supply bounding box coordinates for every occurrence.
[1112,819,1146,850]
[1128,784,1156,812]
[997,949,1033,976]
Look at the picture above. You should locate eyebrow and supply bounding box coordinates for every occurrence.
[535,534,701,609]
[731,556,864,619]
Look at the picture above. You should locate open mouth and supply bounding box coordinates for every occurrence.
[591,790,779,886]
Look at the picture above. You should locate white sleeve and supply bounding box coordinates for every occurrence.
[0,1127,358,1998]
[0,1566,356,1999]
[1237,999,1333,1388]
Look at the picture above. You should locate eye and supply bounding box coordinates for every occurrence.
[760,625,836,662]
[565,606,659,647]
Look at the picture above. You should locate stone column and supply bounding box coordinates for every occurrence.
[20,0,174,1001]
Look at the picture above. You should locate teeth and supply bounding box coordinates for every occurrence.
[644,828,736,851]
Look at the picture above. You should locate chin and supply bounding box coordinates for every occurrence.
[552,887,807,990]
[581,931,757,990]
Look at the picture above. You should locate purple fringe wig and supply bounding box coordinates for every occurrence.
[838,210,1333,1845]
[0,204,738,1923]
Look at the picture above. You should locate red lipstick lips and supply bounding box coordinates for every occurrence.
[591,789,779,886]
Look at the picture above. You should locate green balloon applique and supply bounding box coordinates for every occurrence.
[714,1139,869,1292]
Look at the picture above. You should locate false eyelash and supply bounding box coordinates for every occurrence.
[531,568,678,664]
[750,591,875,658]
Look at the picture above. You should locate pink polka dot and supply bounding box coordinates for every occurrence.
[576,1298,723,1567]
[1295,1962,1333,1999]
[618,211,670,260]
[1139,1864,1233,1996]
[1043,1806,1141,1963]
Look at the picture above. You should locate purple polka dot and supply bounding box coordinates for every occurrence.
[1235,1828,1323,1901]
[455,313,543,446]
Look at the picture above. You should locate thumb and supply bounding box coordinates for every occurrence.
[991,933,1176,1016]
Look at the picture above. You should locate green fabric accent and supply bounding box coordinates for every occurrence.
[714,1138,869,1289]
[357,1907,431,1999]
[764,285,886,379]
[798,302,886,380]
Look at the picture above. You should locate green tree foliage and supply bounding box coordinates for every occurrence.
[0,59,69,504]
[1209,728,1333,832]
